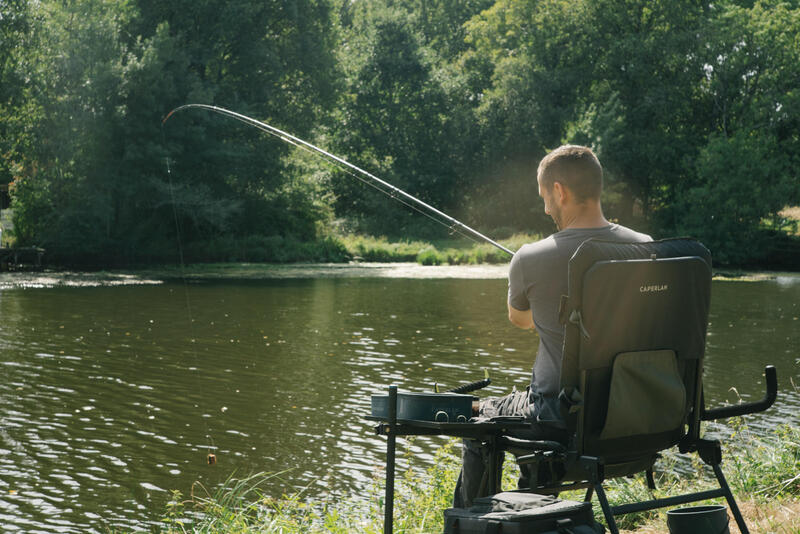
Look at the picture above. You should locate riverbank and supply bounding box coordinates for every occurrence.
[159,421,799,533]
[3,263,799,289]
[14,231,800,275]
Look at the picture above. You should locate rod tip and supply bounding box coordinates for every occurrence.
[161,109,176,125]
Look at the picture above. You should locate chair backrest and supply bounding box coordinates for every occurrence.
[558,239,712,464]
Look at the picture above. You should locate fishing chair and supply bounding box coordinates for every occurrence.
[494,238,777,534]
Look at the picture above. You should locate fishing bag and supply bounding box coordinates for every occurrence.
[443,492,604,534]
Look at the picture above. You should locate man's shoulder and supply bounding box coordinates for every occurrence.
[514,235,560,262]
[513,225,650,265]
[607,223,652,242]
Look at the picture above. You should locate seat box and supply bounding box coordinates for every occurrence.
[443,492,604,534]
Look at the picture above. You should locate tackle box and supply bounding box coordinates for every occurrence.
[443,492,604,534]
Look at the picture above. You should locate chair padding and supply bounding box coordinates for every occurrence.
[600,350,686,440]
[560,238,712,460]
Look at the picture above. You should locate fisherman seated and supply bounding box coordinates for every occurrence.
[453,145,650,507]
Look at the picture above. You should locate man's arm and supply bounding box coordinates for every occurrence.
[507,248,535,330]
[508,301,535,330]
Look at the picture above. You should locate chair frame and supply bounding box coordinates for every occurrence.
[510,372,776,534]
[503,239,778,534]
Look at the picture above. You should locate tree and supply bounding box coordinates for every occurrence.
[0,0,31,189]
[332,6,463,236]
[10,0,344,264]
[454,0,595,234]
[675,131,793,264]
[669,1,800,263]
[404,0,494,60]
[10,0,137,260]
[568,0,710,227]
[132,0,344,244]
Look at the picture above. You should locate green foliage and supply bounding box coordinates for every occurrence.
[674,131,797,265]
[724,420,800,499]
[581,0,709,218]
[337,234,537,265]
[0,0,31,187]
[340,235,430,262]
[3,0,800,267]
[163,424,800,533]
[5,0,343,266]
[415,246,442,266]
[332,4,466,236]
[180,235,351,264]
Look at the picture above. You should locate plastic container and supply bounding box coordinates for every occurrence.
[666,505,729,534]
[370,392,474,422]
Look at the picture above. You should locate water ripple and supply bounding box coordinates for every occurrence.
[0,276,796,532]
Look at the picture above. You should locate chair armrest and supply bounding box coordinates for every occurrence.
[701,365,777,421]
[499,435,567,454]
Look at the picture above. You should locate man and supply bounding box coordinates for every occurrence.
[454,145,650,507]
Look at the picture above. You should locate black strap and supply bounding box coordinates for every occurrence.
[556,517,575,533]
[558,294,570,325]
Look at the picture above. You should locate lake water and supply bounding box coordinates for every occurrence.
[0,265,798,532]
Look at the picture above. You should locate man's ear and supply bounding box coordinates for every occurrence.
[552,181,568,204]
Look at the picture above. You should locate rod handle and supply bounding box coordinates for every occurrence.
[448,377,491,394]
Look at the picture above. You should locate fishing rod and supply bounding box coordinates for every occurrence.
[162,104,514,256]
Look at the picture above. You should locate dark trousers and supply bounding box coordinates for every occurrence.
[452,389,567,508]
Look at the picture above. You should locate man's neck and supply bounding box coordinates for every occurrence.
[560,206,609,230]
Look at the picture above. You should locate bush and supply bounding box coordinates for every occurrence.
[180,235,351,264]
[416,246,443,265]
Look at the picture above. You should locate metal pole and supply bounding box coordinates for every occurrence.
[713,463,749,534]
[384,385,397,534]
[594,484,620,534]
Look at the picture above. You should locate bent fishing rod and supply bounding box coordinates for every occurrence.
[162,104,514,256]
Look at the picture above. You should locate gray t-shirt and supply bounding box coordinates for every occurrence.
[508,224,651,398]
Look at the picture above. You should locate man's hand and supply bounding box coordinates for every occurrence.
[508,302,535,330]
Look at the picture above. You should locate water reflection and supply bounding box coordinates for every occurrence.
[0,269,797,532]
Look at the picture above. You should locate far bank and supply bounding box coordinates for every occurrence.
[6,231,800,273]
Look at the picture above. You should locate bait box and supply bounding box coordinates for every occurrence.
[370,392,475,422]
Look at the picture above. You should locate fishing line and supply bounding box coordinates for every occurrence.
[160,125,217,465]
[162,104,514,256]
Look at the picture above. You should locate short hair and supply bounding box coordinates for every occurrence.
[537,145,603,203]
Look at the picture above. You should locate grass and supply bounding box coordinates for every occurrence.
[337,235,432,262]
[148,232,537,268]
[338,233,538,265]
[582,419,800,532]
[158,421,800,533]
[777,207,800,236]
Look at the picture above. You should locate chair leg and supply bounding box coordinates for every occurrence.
[593,483,620,534]
[486,435,503,495]
[712,463,749,534]
[645,468,656,490]
[584,486,594,502]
